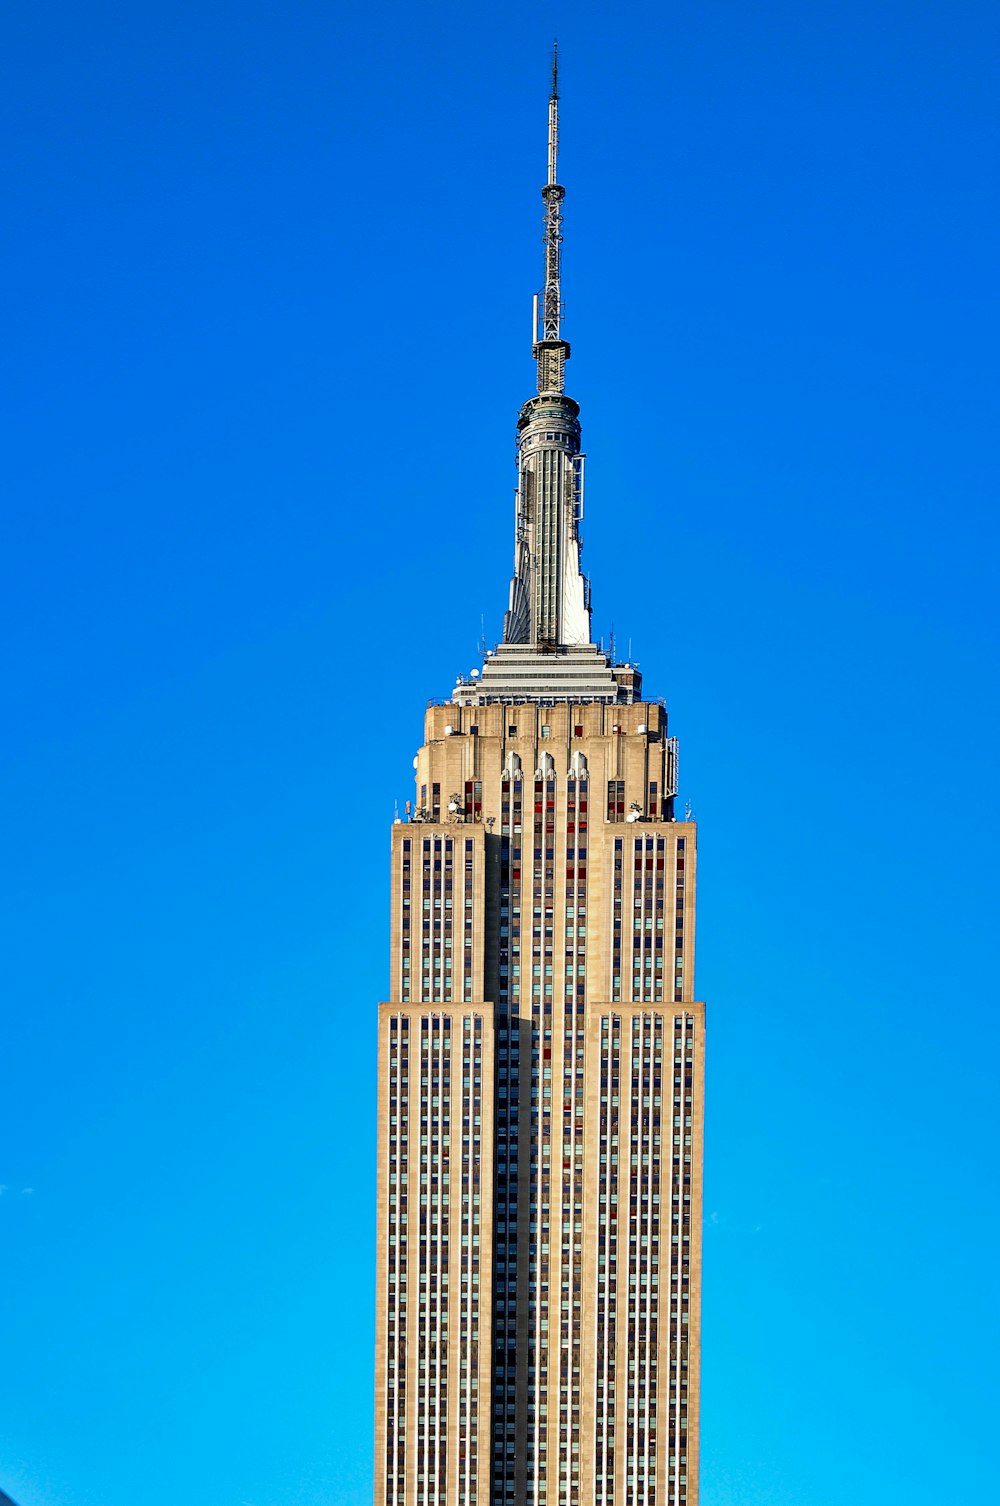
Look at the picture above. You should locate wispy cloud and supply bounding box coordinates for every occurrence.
[706,1209,763,1235]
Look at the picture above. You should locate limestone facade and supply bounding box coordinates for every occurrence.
[375,698,704,1506]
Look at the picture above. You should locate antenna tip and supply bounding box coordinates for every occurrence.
[551,38,559,98]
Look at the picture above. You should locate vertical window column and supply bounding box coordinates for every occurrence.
[625,1014,662,1506]
[420,841,432,1002]
[562,773,587,1506]
[666,1014,695,1506]
[612,841,623,1003]
[463,839,474,1000]
[528,772,557,1506]
[673,842,686,1004]
[460,1016,483,1506]
[654,840,665,1004]
[495,775,522,1506]
[386,1017,409,1506]
[401,839,412,1002]
[416,1018,448,1506]
[443,840,454,1003]
[596,1015,621,1506]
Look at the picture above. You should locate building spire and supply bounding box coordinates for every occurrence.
[535,40,569,393]
[499,49,591,651]
[548,40,560,188]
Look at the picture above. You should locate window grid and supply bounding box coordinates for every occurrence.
[560,771,587,1506]
[666,1013,696,1506]
[596,1016,621,1505]
[385,1016,410,1505]
[495,771,523,1502]
[629,838,666,1005]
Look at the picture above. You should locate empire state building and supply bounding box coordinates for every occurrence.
[374,55,705,1506]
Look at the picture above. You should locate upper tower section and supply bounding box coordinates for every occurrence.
[502,45,592,654]
[453,51,642,709]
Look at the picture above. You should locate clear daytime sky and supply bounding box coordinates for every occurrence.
[2,2,998,1504]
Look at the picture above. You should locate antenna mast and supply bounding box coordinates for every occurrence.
[533,41,570,395]
[542,42,563,343]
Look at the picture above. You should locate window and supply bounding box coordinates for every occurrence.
[509,725,518,736]
[540,726,551,739]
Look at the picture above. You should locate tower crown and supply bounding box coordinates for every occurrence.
[500,48,593,657]
[452,51,642,707]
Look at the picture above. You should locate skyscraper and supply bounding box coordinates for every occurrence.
[375,54,705,1506]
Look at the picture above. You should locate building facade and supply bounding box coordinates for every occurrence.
[374,60,705,1506]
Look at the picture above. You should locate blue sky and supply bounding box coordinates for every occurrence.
[2,2,998,1503]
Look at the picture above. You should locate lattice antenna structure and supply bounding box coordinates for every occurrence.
[531,41,570,397]
[542,42,564,344]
